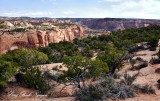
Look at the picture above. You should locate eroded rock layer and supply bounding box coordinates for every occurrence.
[0,25,84,54]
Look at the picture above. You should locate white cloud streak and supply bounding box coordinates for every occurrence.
[63,11,75,15]
[96,0,160,19]
[99,0,123,2]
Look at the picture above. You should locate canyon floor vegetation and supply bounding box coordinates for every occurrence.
[0,25,160,101]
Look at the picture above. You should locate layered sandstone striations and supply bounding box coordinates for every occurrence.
[0,25,84,54]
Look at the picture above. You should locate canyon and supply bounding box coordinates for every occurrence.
[1,17,160,101]
[1,17,160,55]
[0,20,84,54]
[58,18,160,31]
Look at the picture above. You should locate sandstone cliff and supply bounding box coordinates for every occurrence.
[0,25,84,54]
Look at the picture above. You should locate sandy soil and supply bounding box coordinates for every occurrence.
[118,49,160,101]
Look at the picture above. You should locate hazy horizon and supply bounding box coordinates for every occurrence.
[0,0,160,19]
[1,16,160,20]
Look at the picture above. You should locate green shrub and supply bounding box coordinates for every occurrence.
[149,47,156,51]
[22,67,51,94]
[81,46,93,58]
[155,68,160,74]
[123,73,138,85]
[157,79,160,89]
[48,54,63,63]
[140,85,155,94]
[0,60,18,88]
[74,77,115,101]
[135,57,144,62]
[136,62,148,70]
[74,77,136,101]
[132,84,155,94]
[11,28,26,32]
[38,47,52,55]
[110,84,136,100]
[74,85,104,101]
[150,58,160,64]
[1,48,50,94]
[148,37,158,51]
[157,50,160,58]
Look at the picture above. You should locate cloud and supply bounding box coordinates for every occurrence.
[35,0,57,2]
[0,0,160,19]
[33,0,58,4]
[99,0,123,2]
[97,0,160,19]
[63,11,75,15]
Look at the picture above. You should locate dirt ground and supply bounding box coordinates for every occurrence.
[117,48,160,101]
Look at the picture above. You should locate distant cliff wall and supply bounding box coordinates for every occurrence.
[58,18,160,31]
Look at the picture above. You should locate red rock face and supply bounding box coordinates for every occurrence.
[0,25,84,55]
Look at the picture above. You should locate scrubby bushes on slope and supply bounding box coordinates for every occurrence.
[0,48,50,93]
[0,60,18,88]
[1,25,160,98]
[59,55,109,88]
[74,76,136,101]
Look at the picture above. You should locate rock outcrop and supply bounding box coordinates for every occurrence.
[13,21,33,28]
[0,21,14,28]
[0,25,84,54]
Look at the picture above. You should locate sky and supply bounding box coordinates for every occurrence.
[0,0,160,19]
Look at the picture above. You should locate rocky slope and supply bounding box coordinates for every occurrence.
[0,24,84,55]
[2,17,160,31]
[58,18,160,31]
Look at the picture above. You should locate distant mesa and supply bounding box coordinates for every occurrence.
[58,18,160,31]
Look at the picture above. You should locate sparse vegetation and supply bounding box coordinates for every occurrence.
[157,79,160,89]
[132,84,155,94]
[157,50,160,58]
[0,60,18,88]
[136,62,148,70]
[155,68,160,74]
[54,23,74,29]
[150,58,160,64]
[110,83,136,100]
[74,77,115,101]
[140,85,156,94]
[136,57,144,61]
[74,77,136,101]
[1,25,160,100]
[148,37,159,51]
[122,72,138,85]
[59,55,109,88]
[22,67,51,94]
[0,49,50,94]
[10,27,26,32]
